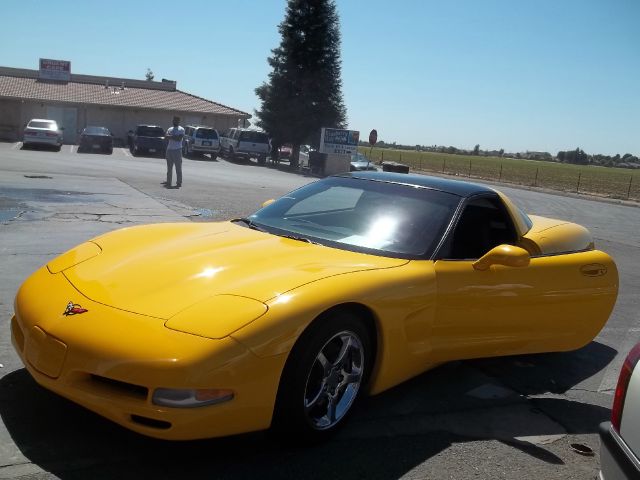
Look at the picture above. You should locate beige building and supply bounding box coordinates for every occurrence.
[0,65,250,145]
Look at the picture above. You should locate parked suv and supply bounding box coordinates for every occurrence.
[183,126,220,159]
[128,125,166,156]
[220,128,269,163]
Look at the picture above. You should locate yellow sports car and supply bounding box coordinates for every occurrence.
[11,172,618,441]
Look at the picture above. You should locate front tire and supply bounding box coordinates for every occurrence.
[273,311,371,442]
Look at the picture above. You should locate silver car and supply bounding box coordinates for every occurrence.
[599,342,640,479]
[22,119,63,150]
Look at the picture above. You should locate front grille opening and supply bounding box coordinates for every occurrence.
[90,374,148,400]
[131,414,171,430]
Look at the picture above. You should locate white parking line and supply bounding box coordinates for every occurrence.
[11,142,21,150]
[69,145,75,153]
[122,148,132,157]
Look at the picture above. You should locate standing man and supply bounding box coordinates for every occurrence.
[164,116,185,188]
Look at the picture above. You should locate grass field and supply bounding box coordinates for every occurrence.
[359,147,640,201]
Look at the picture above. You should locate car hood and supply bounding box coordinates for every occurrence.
[61,222,407,319]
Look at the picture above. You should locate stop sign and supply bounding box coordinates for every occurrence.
[369,129,377,146]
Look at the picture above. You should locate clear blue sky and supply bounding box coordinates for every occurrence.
[2,0,638,155]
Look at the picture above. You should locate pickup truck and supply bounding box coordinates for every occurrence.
[128,125,167,156]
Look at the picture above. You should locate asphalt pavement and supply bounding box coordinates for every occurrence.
[1,142,639,479]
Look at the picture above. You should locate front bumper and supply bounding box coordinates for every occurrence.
[11,266,286,440]
[599,421,640,479]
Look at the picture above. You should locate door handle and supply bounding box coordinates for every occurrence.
[580,264,607,277]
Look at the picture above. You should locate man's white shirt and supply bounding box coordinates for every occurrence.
[166,126,185,151]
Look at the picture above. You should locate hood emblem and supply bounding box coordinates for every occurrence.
[63,301,88,316]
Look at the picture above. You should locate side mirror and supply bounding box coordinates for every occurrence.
[472,245,530,271]
[261,199,276,208]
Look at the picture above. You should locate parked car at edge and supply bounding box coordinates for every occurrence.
[599,342,640,479]
[350,152,377,171]
[279,145,292,161]
[183,126,219,159]
[298,144,312,168]
[11,172,618,442]
[220,128,269,163]
[128,125,166,156]
[78,126,113,154]
[22,119,63,151]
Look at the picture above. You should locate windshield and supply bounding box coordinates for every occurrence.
[248,176,460,258]
[84,126,109,135]
[239,131,268,143]
[196,128,218,139]
[28,120,57,129]
[137,126,165,137]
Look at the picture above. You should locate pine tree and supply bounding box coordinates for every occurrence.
[255,0,346,167]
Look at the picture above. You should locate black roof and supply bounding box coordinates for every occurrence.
[338,171,495,198]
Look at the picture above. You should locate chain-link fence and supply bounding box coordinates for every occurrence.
[364,149,640,201]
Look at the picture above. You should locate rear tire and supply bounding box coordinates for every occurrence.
[272,311,372,442]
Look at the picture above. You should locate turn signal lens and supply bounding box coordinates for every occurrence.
[152,388,234,408]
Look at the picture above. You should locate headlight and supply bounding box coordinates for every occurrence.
[164,294,267,339]
[152,388,234,408]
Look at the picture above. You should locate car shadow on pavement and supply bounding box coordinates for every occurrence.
[184,154,219,162]
[0,341,615,479]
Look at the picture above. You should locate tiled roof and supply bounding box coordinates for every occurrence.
[0,68,249,117]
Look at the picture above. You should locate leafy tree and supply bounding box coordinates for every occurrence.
[473,144,480,155]
[558,148,589,165]
[145,68,154,81]
[255,0,346,167]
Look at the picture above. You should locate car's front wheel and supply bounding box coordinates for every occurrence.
[273,311,372,442]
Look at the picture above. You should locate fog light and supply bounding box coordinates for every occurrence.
[152,388,234,408]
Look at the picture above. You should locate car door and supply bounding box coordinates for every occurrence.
[431,194,618,362]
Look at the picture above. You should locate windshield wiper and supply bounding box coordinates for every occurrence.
[232,217,267,232]
[278,234,320,245]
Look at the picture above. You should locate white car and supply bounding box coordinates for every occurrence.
[600,342,640,479]
[183,126,220,159]
[22,119,63,150]
[220,128,269,163]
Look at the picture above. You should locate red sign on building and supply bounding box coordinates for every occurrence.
[39,58,71,82]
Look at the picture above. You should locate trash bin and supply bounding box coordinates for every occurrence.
[381,161,410,174]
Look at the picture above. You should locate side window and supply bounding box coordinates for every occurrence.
[443,196,517,260]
